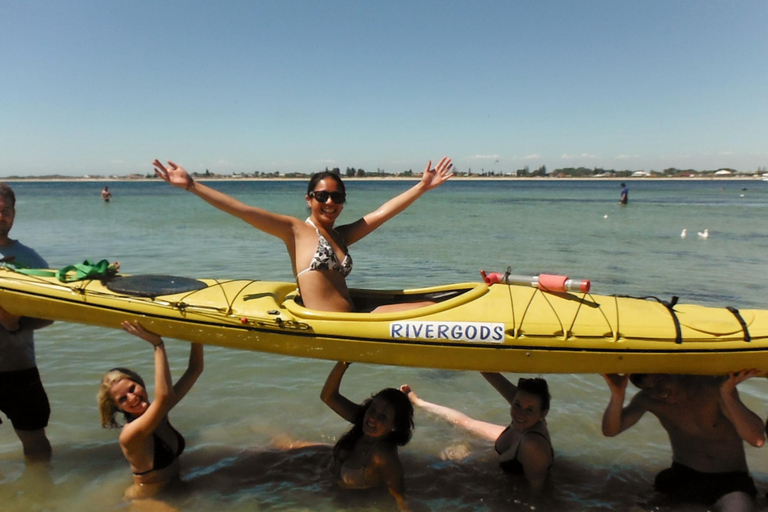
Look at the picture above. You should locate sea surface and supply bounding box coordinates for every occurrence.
[2,178,768,511]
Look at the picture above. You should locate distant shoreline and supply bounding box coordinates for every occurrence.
[1,176,764,183]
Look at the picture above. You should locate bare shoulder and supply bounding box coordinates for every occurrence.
[119,425,145,447]
[519,432,552,457]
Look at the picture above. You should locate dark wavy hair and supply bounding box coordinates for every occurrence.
[332,388,414,465]
[307,171,345,196]
[0,182,16,208]
[517,377,551,412]
[629,374,648,389]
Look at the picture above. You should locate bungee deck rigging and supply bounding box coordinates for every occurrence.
[1,263,766,375]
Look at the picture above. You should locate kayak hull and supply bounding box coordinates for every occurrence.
[2,268,767,375]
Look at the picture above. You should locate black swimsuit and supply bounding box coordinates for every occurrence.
[133,422,186,476]
[495,426,553,475]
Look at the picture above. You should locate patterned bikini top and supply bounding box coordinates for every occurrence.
[296,219,353,278]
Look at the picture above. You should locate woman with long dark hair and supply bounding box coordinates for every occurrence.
[321,361,414,511]
[152,157,452,313]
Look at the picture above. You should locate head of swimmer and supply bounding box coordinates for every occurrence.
[97,368,148,428]
[510,378,551,430]
[630,374,679,402]
[306,172,346,220]
[359,388,414,445]
[0,182,16,244]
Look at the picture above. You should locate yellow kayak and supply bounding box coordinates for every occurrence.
[1,266,766,375]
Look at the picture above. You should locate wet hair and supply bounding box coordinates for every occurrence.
[333,388,414,466]
[629,374,647,389]
[307,172,345,196]
[97,367,145,428]
[630,373,678,391]
[0,182,16,208]
[517,377,551,412]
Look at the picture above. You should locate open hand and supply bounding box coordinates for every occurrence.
[420,157,453,190]
[121,320,163,347]
[399,384,420,405]
[0,304,20,332]
[152,159,194,190]
[601,373,629,394]
[721,368,762,394]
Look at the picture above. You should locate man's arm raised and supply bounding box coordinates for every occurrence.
[719,369,766,448]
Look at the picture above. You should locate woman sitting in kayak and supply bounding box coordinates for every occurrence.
[321,361,415,512]
[152,157,453,313]
[97,321,204,500]
[401,373,553,494]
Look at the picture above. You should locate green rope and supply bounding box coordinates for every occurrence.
[4,259,119,282]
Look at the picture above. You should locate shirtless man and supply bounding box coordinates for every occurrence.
[601,371,765,511]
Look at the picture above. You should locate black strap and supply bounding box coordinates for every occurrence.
[617,295,682,344]
[662,297,683,344]
[726,306,751,342]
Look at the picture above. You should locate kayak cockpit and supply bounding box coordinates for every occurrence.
[282,283,489,321]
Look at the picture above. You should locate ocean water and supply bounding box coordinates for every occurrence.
[2,177,768,511]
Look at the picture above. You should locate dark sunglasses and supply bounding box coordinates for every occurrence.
[309,190,346,204]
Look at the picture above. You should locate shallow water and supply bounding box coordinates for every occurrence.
[2,178,768,511]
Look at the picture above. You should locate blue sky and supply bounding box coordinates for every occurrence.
[1,1,766,176]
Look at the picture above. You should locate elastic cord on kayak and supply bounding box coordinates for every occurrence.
[726,306,752,342]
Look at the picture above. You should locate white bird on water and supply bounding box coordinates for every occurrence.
[698,229,709,239]
[680,229,687,238]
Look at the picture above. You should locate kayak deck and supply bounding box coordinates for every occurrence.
[1,268,767,375]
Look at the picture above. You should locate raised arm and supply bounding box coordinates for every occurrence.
[119,321,174,440]
[168,343,204,410]
[153,159,299,242]
[719,369,766,447]
[339,157,453,245]
[601,374,648,437]
[374,448,411,512]
[320,362,362,423]
[400,384,504,442]
[481,372,518,406]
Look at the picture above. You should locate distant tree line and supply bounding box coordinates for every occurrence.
[102,165,768,181]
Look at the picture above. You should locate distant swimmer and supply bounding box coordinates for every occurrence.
[101,186,112,202]
[619,183,628,205]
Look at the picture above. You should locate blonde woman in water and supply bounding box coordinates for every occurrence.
[98,321,203,501]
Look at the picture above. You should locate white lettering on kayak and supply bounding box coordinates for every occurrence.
[390,322,505,343]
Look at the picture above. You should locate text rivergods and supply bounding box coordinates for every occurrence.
[389,321,505,343]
